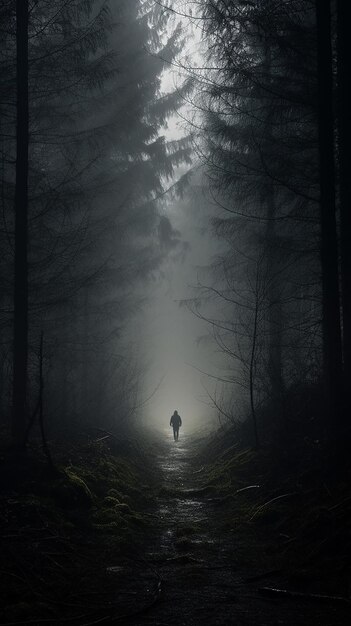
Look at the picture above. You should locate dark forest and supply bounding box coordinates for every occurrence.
[1,1,351,624]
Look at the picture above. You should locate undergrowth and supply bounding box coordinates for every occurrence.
[0,429,158,624]
[198,425,351,596]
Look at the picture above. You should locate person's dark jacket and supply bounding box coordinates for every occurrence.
[170,413,182,428]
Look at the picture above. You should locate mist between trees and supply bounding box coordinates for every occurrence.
[1,0,350,456]
[157,0,349,452]
[0,0,194,447]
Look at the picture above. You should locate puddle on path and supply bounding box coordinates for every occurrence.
[153,434,210,558]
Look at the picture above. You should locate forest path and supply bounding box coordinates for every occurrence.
[130,430,349,626]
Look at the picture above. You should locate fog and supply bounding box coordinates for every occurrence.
[137,21,221,434]
[1,0,342,455]
[2,2,349,622]
[141,184,219,433]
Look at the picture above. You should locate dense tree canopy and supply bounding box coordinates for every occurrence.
[0,0,192,442]
[170,0,350,447]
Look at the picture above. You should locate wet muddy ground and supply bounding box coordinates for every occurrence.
[2,432,349,625]
[123,431,350,625]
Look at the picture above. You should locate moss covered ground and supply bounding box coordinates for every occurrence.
[0,431,159,624]
[1,428,350,625]
[197,428,351,599]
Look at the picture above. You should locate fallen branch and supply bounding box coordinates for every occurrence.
[250,492,298,520]
[235,485,260,494]
[258,587,351,605]
[328,495,351,512]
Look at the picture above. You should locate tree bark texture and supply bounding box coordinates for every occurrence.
[250,292,259,449]
[12,0,29,446]
[262,41,283,399]
[315,0,344,424]
[337,0,351,389]
[265,184,284,398]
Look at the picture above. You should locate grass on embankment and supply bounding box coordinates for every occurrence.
[0,430,158,624]
[198,428,351,596]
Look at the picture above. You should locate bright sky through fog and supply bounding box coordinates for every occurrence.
[160,1,204,138]
[140,4,219,432]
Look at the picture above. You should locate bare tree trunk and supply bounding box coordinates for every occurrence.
[38,333,54,471]
[12,0,29,448]
[261,40,284,400]
[80,288,91,420]
[250,294,259,449]
[265,185,283,399]
[315,0,344,425]
[337,0,351,393]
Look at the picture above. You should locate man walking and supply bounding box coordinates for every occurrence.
[170,410,182,441]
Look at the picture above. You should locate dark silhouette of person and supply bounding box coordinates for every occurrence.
[170,410,182,441]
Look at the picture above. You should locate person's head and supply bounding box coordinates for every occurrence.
[174,410,178,415]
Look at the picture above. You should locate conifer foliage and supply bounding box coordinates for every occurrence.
[0,0,191,443]
[187,0,349,445]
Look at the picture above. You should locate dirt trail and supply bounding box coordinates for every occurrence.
[131,431,349,625]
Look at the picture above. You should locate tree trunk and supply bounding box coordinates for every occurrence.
[80,288,91,420]
[265,185,284,399]
[261,40,284,400]
[250,285,260,449]
[315,0,344,426]
[12,0,29,447]
[337,0,351,391]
